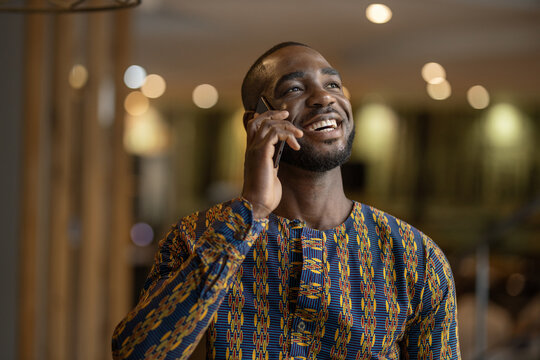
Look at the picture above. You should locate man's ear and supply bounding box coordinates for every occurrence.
[243,111,256,130]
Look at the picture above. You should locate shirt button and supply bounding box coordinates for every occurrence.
[290,219,304,229]
[297,320,306,332]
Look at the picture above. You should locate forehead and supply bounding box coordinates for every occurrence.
[262,46,334,82]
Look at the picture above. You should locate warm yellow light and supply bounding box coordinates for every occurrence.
[485,103,523,147]
[141,74,166,99]
[192,84,219,109]
[353,103,398,161]
[216,108,247,185]
[352,102,398,195]
[366,4,392,24]
[467,85,490,110]
[69,64,88,89]
[124,107,169,156]
[124,65,147,89]
[426,80,451,100]
[421,62,446,84]
[124,91,149,116]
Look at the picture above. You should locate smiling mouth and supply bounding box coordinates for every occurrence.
[305,119,339,132]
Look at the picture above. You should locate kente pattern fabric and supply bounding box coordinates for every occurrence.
[112,198,460,359]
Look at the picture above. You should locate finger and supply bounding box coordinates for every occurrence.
[285,133,302,150]
[262,127,302,152]
[249,111,289,138]
[254,110,289,119]
[247,111,289,138]
[254,119,302,142]
[283,132,302,151]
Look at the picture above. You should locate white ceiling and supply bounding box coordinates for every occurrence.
[132,0,540,108]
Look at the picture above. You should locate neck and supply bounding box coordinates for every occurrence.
[274,163,353,230]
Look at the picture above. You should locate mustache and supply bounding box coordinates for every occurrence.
[302,106,339,121]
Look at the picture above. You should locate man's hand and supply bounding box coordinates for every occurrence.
[242,110,303,219]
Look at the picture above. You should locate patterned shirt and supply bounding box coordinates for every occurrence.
[112,198,460,359]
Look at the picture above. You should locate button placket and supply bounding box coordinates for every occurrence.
[289,227,325,358]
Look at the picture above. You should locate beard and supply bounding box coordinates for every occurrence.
[280,127,355,172]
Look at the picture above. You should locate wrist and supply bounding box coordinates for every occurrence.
[242,196,271,219]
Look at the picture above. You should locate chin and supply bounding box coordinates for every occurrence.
[281,146,352,173]
[281,127,355,173]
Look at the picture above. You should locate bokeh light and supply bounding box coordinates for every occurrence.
[124,107,170,156]
[68,64,88,89]
[141,74,167,99]
[130,222,154,247]
[353,102,398,161]
[124,65,147,89]
[192,84,219,109]
[485,103,524,147]
[124,91,149,116]
[421,62,446,84]
[426,80,451,100]
[467,85,490,109]
[366,4,392,24]
[353,102,398,195]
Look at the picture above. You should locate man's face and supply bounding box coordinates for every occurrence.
[261,46,355,172]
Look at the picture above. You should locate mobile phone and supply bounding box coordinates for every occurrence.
[255,96,286,168]
[255,96,272,115]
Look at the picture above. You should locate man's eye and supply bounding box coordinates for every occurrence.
[327,82,341,89]
[285,86,302,94]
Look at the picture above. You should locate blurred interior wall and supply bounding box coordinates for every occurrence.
[5,10,135,360]
[0,14,24,360]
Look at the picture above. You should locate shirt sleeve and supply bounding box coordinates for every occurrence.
[401,235,461,359]
[111,198,268,360]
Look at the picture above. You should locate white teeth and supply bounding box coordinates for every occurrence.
[307,119,337,131]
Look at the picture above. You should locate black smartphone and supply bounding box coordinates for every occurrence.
[255,96,286,168]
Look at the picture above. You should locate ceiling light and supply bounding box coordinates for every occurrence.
[366,4,392,24]
[193,84,219,109]
[426,80,451,100]
[421,62,446,84]
[124,65,147,89]
[141,74,166,99]
[467,85,490,109]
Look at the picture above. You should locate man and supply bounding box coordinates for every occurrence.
[112,42,460,359]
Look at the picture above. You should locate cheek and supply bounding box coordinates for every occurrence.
[281,102,303,123]
[340,104,353,127]
[338,98,352,115]
[281,99,301,110]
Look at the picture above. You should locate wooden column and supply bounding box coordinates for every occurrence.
[18,12,47,360]
[47,14,74,360]
[77,12,108,360]
[107,9,134,341]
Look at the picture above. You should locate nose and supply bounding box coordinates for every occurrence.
[307,87,336,108]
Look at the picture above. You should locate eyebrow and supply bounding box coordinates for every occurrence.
[275,67,342,90]
[322,67,341,78]
[275,71,304,90]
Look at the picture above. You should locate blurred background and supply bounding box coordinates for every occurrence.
[0,1,539,359]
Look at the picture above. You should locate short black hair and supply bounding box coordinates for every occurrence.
[241,41,310,111]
